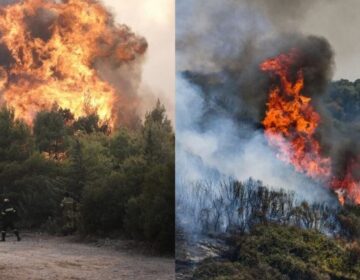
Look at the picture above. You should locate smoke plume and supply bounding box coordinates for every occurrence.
[176,0,353,209]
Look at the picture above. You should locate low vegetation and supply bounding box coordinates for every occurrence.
[194,223,360,280]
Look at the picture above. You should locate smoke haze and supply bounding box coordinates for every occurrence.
[103,0,175,120]
[176,0,353,206]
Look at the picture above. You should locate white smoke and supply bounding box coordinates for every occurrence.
[176,75,333,203]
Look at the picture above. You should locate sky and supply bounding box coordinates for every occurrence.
[300,0,360,81]
[102,0,175,119]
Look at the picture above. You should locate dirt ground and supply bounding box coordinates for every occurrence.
[0,233,174,280]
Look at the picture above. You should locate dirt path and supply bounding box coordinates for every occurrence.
[0,233,174,280]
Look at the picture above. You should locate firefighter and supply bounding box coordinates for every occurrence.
[60,192,77,235]
[1,198,21,242]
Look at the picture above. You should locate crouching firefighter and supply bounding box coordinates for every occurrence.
[1,198,21,241]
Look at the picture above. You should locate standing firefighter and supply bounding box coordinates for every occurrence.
[60,192,77,235]
[1,198,21,242]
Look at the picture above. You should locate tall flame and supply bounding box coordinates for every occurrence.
[0,0,147,126]
[260,50,360,205]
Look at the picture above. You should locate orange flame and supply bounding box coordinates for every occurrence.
[331,162,360,205]
[0,0,147,126]
[260,50,360,205]
[261,50,331,180]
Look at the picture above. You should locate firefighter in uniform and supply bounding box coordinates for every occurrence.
[60,192,77,235]
[1,198,21,242]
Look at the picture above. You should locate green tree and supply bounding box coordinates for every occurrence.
[12,153,64,228]
[72,114,109,134]
[0,106,32,161]
[33,107,69,160]
[110,128,142,168]
[66,139,86,198]
[125,160,175,252]
[67,132,112,198]
[143,100,174,164]
[123,101,175,252]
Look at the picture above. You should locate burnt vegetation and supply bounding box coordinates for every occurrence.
[0,100,174,253]
[177,178,338,236]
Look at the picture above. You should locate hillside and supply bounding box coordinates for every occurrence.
[193,223,360,280]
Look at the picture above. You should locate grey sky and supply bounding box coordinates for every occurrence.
[300,0,360,81]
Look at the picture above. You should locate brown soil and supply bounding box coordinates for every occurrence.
[0,233,174,280]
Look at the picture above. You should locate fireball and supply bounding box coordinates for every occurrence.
[0,0,147,126]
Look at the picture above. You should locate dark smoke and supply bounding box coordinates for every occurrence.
[24,8,56,42]
[0,44,13,67]
[0,0,18,6]
[184,34,334,132]
[247,0,315,32]
[184,29,360,188]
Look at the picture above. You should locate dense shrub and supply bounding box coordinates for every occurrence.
[194,224,360,280]
[0,101,174,253]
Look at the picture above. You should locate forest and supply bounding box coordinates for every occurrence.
[0,100,174,253]
[325,79,360,122]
